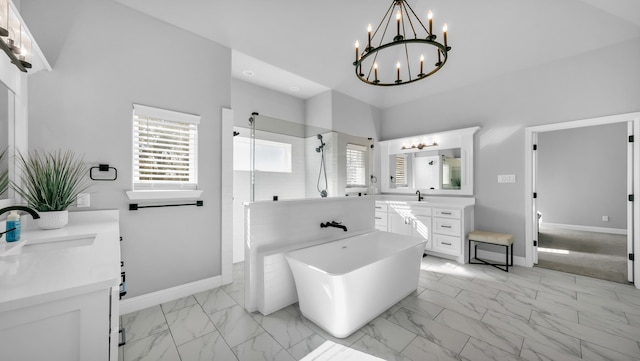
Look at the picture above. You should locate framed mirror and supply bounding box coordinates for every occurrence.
[380,126,479,196]
[0,82,14,207]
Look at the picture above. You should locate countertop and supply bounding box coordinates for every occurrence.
[0,210,120,312]
[374,194,476,207]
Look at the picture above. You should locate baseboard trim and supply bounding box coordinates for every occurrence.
[474,249,527,267]
[119,276,222,315]
[541,223,627,235]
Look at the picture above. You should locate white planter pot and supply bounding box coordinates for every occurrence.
[37,210,69,230]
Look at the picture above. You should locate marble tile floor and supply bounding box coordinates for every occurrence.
[119,258,640,361]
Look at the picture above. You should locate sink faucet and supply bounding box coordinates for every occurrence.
[416,190,423,201]
[320,221,347,232]
[0,206,41,239]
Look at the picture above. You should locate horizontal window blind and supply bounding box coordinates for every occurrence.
[395,155,407,186]
[133,104,200,190]
[346,143,367,188]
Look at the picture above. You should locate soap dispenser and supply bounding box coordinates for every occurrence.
[5,210,21,242]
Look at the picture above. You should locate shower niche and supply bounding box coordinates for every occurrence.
[233,113,374,202]
[380,127,480,196]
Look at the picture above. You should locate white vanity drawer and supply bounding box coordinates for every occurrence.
[433,208,461,219]
[374,211,387,226]
[375,202,388,212]
[433,233,460,255]
[433,217,461,236]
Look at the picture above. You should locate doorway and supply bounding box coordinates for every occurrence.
[524,112,640,288]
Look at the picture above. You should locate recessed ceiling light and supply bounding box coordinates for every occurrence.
[289,86,300,92]
[242,70,255,77]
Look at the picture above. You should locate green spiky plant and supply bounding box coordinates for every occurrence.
[0,148,8,196]
[11,150,90,212]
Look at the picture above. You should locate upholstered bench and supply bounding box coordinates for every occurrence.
[468,230,514,272]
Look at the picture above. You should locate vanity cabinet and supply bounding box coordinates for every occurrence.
[375,200,473,263]
[0,211,121,361]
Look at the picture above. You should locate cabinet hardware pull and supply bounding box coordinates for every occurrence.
[441,212,451,215]
[375,217,382,219]
[441,225,452,228]
[442,242,452,246]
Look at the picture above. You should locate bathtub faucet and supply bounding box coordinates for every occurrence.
[320,221,347,232]
[416,190,423,201]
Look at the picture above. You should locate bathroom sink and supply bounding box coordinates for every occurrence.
[20,234,97,253]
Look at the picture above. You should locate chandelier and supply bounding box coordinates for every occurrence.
[353,0,451,86]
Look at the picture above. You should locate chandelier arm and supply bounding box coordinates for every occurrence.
[403,0,430,35]
[404,41,412,81]
[375,7,395,50]
[371,1,395,41]
[400,1,418,39]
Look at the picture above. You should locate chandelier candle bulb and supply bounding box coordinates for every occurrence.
[355,40,359,62]
[420,54,424,74]
[443,24,448,48]
[428,10,433,36]
[396,62,400,82]
[374,62,378,82]
[396,10,401,37]
[367,24,372,50]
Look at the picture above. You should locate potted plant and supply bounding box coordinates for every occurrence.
[11,149,89,229]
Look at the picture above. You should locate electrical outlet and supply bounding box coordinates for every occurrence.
[77,193,90,208]
[602,215,609,222]
[497,174,516,183]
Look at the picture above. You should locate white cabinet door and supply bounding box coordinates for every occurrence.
[388,212,412,236]
[411,215,431,250]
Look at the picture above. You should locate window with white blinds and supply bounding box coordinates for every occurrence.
[132,104,200,190]
[346,143,367,188]
[394,155,408,187]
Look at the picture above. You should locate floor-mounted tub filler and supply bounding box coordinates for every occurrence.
[286,231,426,338]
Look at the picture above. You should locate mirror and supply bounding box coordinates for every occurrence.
[0,82,12,203]
[380,127,479,196]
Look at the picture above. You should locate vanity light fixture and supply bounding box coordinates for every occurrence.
[353,0,451,86]
[401,141,438,150]
[0,2,31,72]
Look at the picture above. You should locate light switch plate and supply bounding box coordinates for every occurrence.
[497,174,516,183]
[77,193,90,208]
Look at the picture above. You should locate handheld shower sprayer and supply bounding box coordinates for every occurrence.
[315,133,326,153]
[316,133,328,197]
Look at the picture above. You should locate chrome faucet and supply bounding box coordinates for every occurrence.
[0,206,40,239]
[416,190,424,201]
[320,221,347,232]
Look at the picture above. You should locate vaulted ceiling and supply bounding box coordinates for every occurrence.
[114,0,640,109]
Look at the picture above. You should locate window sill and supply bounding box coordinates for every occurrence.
[125,190,203,201]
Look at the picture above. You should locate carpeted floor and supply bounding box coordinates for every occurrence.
[537,226,629,284]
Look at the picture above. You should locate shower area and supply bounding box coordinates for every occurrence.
[232,113,373,262]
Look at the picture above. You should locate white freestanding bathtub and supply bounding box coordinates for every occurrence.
[285,231,426,338]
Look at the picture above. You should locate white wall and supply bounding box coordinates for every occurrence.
[381,37,640,257]
[537,122,627,230]
[23,0,231,297]
[231,78,305,128]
